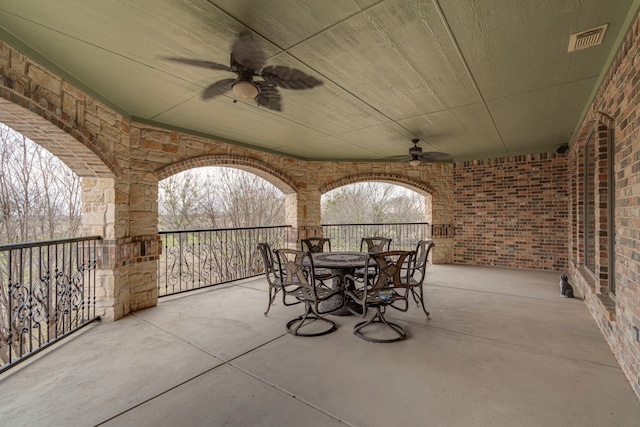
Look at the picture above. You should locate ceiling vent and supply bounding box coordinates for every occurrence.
[568,24,608,52]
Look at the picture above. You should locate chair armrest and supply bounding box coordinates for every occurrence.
[343,273,367,289]
[343,274,368,317]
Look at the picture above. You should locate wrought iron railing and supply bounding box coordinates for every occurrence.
[158,225,291,297]
[0,236,101,373]
[157,223,426,297]
[322,222,430,251]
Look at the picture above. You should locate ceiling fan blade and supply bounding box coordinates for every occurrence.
[390,156,412,162]
[261,66,323,89]
[202,78,236,99]
[418,151,451,162]
[164,57,231,72]
[231,32,266,72]
[255,84,282,111]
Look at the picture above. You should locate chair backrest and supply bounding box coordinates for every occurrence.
[301,237,331,253]
[367,250,413,291]
[357,250,414,313]
[257,243,279,284]
[414,240,435,270]
[409,240,435,284]
[360,237,392,253]
[275,249,319,299]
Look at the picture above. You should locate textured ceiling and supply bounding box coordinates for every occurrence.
[0,0,637,162]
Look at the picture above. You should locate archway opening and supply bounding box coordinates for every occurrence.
[157,166,288,296]
[320,181,431,251]
[158,166,286,230]
[0,122,83,243]
[0,122,106,367]
[321,182,426,224]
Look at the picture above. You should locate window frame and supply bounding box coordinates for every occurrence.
[608,128,616,296]
[583,130,596,274]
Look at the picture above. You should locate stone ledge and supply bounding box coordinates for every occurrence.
[597,294,617,322]
[573,263,616,322]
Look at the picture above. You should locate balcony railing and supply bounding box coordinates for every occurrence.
[158,225,291,297]
[322,222,430,251]
[0,236,101,373]
[158,223,429,297]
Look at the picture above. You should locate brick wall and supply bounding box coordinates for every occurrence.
[453,153,569,270]
[568,12,640,398]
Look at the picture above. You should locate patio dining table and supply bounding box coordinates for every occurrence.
[311,251,369,315]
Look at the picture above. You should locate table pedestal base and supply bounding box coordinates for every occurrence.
[319,294,351,316]
[311,252,369,317]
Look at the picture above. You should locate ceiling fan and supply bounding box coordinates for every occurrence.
[403,138,450,166]
[165,32,322,111]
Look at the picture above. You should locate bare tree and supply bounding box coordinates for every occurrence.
[207,168,285,227]
[0,124,82,243]
[0,123,83,366]
[156,168,286,296]
[197,173,224,229]
[57,164,82,236]
[321,182,424,224]
[0,127,35,242]
[158,170,200,230]
[158,167,285,231]
[0,125,19,241]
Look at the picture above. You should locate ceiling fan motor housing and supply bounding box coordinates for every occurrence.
[409,145,422,156]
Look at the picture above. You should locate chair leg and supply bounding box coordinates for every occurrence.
[416,285,430,318]
[411,287,420,304]
[286,302,337,337]
[353,306,406,343]
[264,286,279,316]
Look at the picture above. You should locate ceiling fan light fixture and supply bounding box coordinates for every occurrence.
[232,81,259,100]
[408,138,422,165]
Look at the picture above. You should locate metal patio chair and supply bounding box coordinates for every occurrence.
[300,237,333,284]
[356,237,392,282]
[300,237,332,253]
[360,237,392,253]
[275,248,344,336]
[257,242,282,316]
[345,250,414,343]
[398,240,435,318]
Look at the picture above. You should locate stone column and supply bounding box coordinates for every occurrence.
[285,188,322,248]
[80,177,125,321]
[125,170,161,312]
[80,166,161,320]
[430,171,454,264]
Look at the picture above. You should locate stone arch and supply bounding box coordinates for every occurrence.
[155,154,298,194]
[0,87,121,177]
[0,96,117,239]
[319,173,435,228]
[319,173,435,195]
[0,96,121,318]
[0,98,116,178]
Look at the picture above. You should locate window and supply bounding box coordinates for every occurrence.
[584,132,596,273]
[608,128,616,295]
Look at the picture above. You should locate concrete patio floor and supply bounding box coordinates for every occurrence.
[1,265,639,426]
